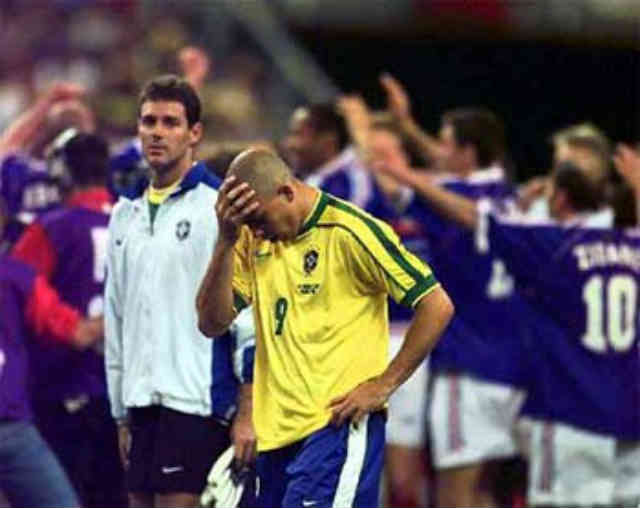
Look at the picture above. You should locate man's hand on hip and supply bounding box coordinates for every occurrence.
[328,377,392,427]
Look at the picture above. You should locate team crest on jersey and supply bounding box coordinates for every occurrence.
[176,219,191,241]
[303,248,319,275]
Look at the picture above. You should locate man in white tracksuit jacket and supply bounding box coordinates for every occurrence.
[105,75,256,508]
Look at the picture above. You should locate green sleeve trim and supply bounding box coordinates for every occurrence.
[399,274,439,308]
[233,290,249,312]
[326,196,425,286]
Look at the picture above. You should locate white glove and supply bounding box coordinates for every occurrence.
[200,446,246,508]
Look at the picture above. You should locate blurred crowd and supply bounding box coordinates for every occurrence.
[0,1,297,141]
[2,3,640,508]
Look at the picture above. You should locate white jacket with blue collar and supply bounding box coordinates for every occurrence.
[105,162,255,422]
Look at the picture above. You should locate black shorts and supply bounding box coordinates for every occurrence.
[33,396,127,507]
[127,406,230,494]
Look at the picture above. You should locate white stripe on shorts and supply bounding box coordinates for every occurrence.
[332,414,369,508]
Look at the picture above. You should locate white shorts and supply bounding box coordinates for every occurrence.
[520,418,616,506]
[614,440,640,506]
[386,322,428,448]
[430,372,524,469]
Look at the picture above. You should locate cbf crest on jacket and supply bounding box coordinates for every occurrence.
[105,162,255,422]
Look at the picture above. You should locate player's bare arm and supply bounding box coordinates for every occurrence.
[196,176,258,337]
[329,286,454,426]
[0,82,85,157]
[231,383,256,466]
[378,161,479,228]
[380,73,445,164]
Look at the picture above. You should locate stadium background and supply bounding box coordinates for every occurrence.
[1,1,639,507]
[1,0,638,180]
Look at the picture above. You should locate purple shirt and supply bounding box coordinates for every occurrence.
[0,255,37,421]
[27,204,110,403]
[485,213,640,438]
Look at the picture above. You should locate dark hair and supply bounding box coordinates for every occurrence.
[553,161,602,212]
[608,183,637,227]
[442,108,506,167]
[306,103,350,151]
[63,133,109,186]
[138,75,201,127]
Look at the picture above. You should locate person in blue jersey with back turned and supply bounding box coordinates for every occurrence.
[105,75,257,508]
[382,104,522,508]
[379,153,640,507]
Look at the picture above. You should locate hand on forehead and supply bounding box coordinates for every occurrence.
[221,174,256,197]
[220,175,262,215]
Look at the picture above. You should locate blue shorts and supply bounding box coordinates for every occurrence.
[256,411,385,508]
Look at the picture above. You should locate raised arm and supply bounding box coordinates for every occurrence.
[338,94,412,210]
[196,177,258,337]
[378,160,479,228]
[0,83,84,157]
[337,94,373,160]
[380,73,445,165]
[178,46,211,93]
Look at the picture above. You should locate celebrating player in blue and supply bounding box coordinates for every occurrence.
[379,156,640,507]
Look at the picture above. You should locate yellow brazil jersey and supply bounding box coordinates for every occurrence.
[232,191,439,451]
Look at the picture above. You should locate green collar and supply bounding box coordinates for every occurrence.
[298,191,328,236]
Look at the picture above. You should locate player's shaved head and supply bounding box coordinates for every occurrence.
[228,148,293,197]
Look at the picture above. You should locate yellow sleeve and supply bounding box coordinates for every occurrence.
[232,227,253,312]
[342,217,439,308]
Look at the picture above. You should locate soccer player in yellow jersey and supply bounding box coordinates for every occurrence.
[197,148,454,508]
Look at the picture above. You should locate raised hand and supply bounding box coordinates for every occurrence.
[337,94,372,142]
[45,82,86,103]
[215,176,259,244]
[178,46,211,89]
[380,73,411,123]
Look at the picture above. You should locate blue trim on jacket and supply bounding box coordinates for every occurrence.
[211,331,239,422]
[122,161,220,200]
[242,346,255,383]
